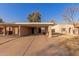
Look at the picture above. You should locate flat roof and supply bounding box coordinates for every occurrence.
[0,22,55,27]
[15,22,54,24]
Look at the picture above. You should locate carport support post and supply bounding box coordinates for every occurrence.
[48,25,52,37]
[18,25,21,36]
[3,26,6,36]
[45,27,48,35]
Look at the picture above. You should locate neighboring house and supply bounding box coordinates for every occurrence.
[0,22,54,37]
[51,24,79,36]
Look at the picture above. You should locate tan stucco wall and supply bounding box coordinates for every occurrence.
[51,24,79,36]
[48,25,53,37]
[14,27,19,35]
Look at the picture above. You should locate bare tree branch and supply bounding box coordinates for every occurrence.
[62,7,79,25]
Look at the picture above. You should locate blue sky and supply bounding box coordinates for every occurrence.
[0,3,79,23]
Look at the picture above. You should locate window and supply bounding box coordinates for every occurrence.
[0,28,3,34]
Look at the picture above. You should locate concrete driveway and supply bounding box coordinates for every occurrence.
[0,35,73,56]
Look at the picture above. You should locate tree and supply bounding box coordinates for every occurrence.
[49,18,56,24]
[62,7,79,26]
[27,11,41,22]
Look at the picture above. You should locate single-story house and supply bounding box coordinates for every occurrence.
[0,22,79,37]
[51,24,79,36]
[0,22,54,37]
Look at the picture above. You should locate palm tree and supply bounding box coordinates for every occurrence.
[27,11,41,22]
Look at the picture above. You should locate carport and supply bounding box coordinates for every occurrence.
[0,22,55,37]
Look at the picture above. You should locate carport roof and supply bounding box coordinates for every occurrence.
[0,22,55,27]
